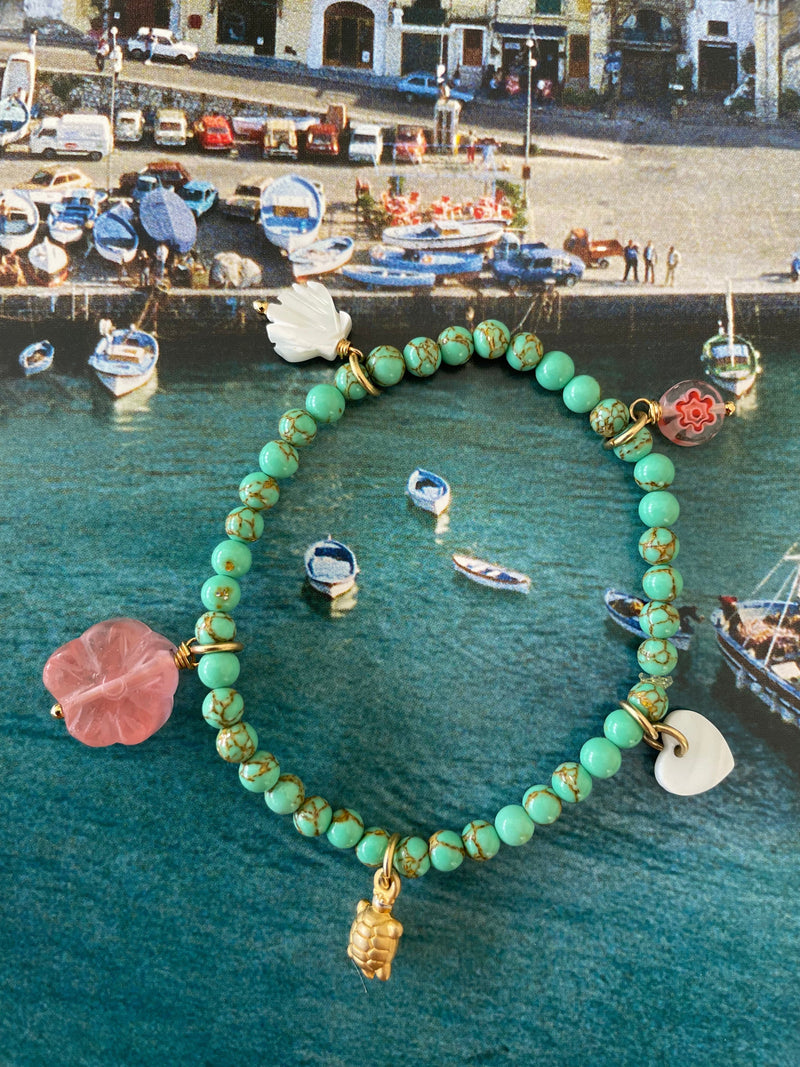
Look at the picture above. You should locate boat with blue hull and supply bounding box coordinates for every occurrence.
[19,340,54,376]
[139,187,197,254]
[406,469,451,516]
[304,537,359,599]
[370,245,483,277]
[0,190,39,253]
[342,264,436,288]
[89,326,159,397]
[48,192,105,245]
[260,174,323,253]
[452,553,530,593]
[603,589,698,651]
[93,205,138,265]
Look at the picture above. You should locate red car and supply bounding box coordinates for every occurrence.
[193,113,234,152]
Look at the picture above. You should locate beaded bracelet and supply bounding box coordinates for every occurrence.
[43,282,735,983]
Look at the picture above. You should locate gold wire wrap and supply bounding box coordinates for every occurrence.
[379,833,402,891]
[604,397,663,450]
[336,338,381,397]
[174,640,244,670]
[618,700,689,757]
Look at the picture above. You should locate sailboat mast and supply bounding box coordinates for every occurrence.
[726,283,735,355]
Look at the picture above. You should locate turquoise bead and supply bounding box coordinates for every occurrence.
[366,344,405,386]
[639,600,680,638]
[238,471,280,511]
[225,506,264,543]
[305,383,346,424]
[428,829,466,871]
[293,795,333,837]
[580,736,622,779]
[395,836,431,878]
[355,827,390,867]
[562,374,601,414]
[200,574,241,612]
[403,336,441,377]
[335,364,367,401]
[473,319,510,360]
[639,490,680,528]
[642,564,683,602]
[195,611,236,645]
[634,453,675,491]
[627,680,669,722]
[437,325,474,366]
[639,526,680,564]
[326,808,365,849]
[637,637,678,676]
[259,440,299,479]
[590,398,628,438]
[522,785,562,825]
[535,350,575,391]
[201,687,244,729]
[215,720,257,763]
[239,750,280,793]
[494,804,535,846]
[278,408,317,447]
[211,540,252,579]
[505,331,543,371]
[461,819,500,861]
[551,761,593,803]
[603,708,643,749]
[614,426,653,462]
[197,651,240,689]
[265,774,305,814]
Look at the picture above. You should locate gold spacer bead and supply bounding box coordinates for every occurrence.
[50,702,64,720]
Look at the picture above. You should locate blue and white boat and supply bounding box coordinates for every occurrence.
[370,245,483,277]
[452,554,530,593]
[603,588,698,651]
[0,51,35,149]
[93,204,138,265]
[0,189,39,253]
[406,469,451,516]
[260,174,323,254]
[0,95,29,150]
[88,325,159,397]
[342,264,436,289]
[381,220,505,252]
[47,191,105,245]
[19,339,54,376]
[290,235,354,279]
[304,536,359,599]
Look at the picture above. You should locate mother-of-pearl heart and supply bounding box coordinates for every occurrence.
[654,709,734,796]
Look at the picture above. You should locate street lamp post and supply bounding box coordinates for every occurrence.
[105,26,121,194]
[524,37,536,235]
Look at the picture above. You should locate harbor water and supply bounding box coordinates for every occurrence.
[1,322,799,1066]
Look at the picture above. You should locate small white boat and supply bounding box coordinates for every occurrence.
[47,192,104,246]
[452,553,530,593]
[28,237,68,286]
[382,220,505,252]
[304,537,359,599]
[406,469,451,516]
[603,588,699,651]
[0,189,39,253]
[342,264,436,288]
[0,51,35,149]
[88,325,159,397]
[19,339,54,376]
[93,204,139,265]
[260,174,323,253]
[290,235,354,279]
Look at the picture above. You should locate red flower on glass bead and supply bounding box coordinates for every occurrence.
[674,388,716,432]
[43,618,179,747]
[657,380,726,446]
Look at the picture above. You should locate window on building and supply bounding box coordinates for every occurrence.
[462,28,483,67]
[217,0,277,54]
[569,34,589,79]
[707,21,729,37]
[535,0,563,15]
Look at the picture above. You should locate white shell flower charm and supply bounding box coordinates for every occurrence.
[259,281,352,363]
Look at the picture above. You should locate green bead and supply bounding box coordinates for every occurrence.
[428,829,466,871]
[293,795,333,837]
[403,336,441,377]
[305,383,346,424]
[639,600,680,638]
[437,325,474,366]
[395,836,431,878]
[239,471,280,511]
[535,350,574,391]
[473,318,510,360]
[211,540,252,578]
[278,408,317,447]
[195,611,236,645]
[366,344,405,386]
[326,808,365,849]
[639,527,680,565]
[494,804,535,846]
[197,651,240,689]
[637,637,679,676]
[590,398,628,438]
[265,774,304,814]
[614,426,653,462]
[634,453,675,492]
[215,720,257,763]
[225,506,264,543]
[505,331,543,371]
[627,681,669,722]
[580,736,622,779]
[202,687,244,729]
[335,364,367,401]
[522,785,562,825]
[355,827,390,867]
[639,490,680,528]
[461,819,500,861]
[562,374,601,413]
[603,708,643,748]
[200,574,241,612]
[642,564,683,602]
[551,761,593,803]
[259,440,299,479]
[239,750,280,793]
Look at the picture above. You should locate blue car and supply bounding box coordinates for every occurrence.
[177,179,218,219]
[396,72,474,104]
[492,240,584,291]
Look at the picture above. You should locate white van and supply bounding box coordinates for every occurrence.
[29,114,113,161]
[349,123,383,165]
[154,108,189,148]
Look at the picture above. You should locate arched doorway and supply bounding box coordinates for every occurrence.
[324,2,375,68]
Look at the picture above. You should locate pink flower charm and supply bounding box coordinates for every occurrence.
[657,380,726,446]
[43,618,180,747]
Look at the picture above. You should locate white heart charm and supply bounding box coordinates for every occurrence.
[654,709,734,796]
[263,281,352,363]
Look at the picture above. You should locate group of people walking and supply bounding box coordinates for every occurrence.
[622,240,680,286]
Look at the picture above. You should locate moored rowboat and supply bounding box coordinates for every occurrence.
[304,537,359,599]
[19,339,54,376]
[452,553,530,593]
[406,469,451,515]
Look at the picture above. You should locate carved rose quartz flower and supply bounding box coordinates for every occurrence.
[43,618,180,747]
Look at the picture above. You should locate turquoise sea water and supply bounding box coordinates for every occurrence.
[1,323,799,1066]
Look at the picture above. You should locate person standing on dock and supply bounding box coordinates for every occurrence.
[664,245,680,286]
[622,239,639,282]
[643,241,656,284]
[28,28,37,53]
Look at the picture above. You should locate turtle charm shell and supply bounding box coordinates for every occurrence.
[347,869,403,980]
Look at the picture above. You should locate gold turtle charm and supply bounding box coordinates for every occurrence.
[347,833,403,981]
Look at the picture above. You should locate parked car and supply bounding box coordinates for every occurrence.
[348,123,383,165]
[117,159,192,198]
[115,109,145,144]
[492,239,585,291]
[261,118,298,160]
[724,75,755,109]
[28,114,112,161]
[220,175,273,221]
[393,124,427,164]
[126,27,198,65]
[177,179,218,218]
[194,113,234,152]
[14,165,93,205]
[154,108,189,148]
[304,122,339,159]
[396,72,474,104]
